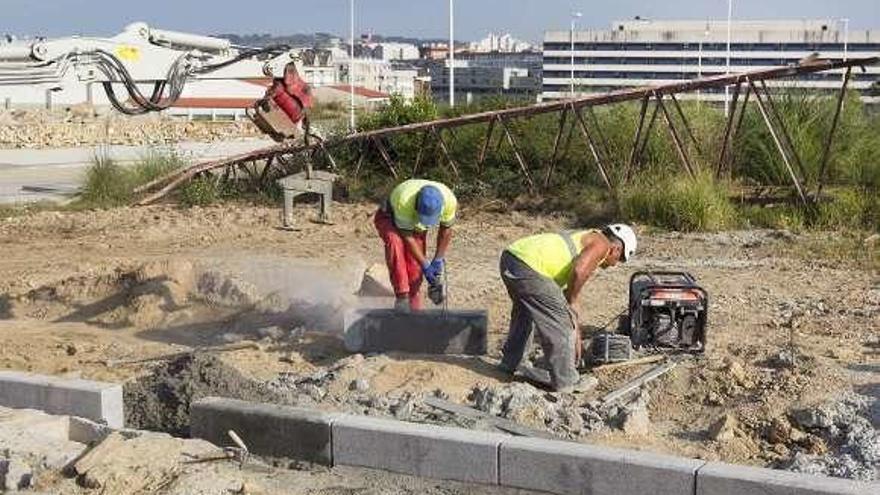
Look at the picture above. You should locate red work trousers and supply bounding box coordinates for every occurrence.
[374,209,427,310]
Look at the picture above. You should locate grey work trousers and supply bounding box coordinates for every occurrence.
[499,250,578,390]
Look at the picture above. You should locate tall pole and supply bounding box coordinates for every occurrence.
[570,12,582,98]
[349,0,356,132]
[725,0,732,117]
[449,0,455,107]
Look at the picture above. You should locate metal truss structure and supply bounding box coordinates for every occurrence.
[135,57,878,207]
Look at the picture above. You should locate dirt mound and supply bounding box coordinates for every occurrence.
[124,354,278,436]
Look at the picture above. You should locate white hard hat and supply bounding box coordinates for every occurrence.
[606,224,637,262]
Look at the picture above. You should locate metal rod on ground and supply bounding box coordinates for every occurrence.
[106,342,260,367]
[592,354,665,371]
[599,361,676,408]
[749,80,809,207]
[815,67,852,202]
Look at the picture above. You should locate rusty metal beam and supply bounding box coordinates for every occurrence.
[413,129,431,176]
[372,136,398,178]
[716,83,742,177]
[655,93,696,177]
[574,107,614,192]
[759,80,809,184]
[669,93,702,156]
[498,117,535,192]
[626,96,651,182]
[816,67,852,202]
[587,107,613,161]
[749,80,808,207]
[477,117,496,172]
[432,126,460,178]
[544,109,569,187]
[133,57,878,205]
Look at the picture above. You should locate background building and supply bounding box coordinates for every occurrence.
[542,19,880,103]
[418,51,543,103]
[469,33,533,53]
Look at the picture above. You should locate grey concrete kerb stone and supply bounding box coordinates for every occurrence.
[500,436,704,495]
[0,371,123,428]
[332,413,506,484]
[696,461,880,495]
[190,397,337,465]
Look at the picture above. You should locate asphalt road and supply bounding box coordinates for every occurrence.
[0,139,273,205]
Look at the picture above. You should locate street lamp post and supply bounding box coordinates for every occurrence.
[349,0,356,132]
[725,0,733,117]
[449,0,455,107]
[570,12,582,98]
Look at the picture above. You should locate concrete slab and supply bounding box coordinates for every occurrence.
[343,309,488,355]
[0,406,87,470]
[332,414,505,485]
[190,397,335,465]
[0,371,123,428]
[499,436,703,495]
[696,462,879,495]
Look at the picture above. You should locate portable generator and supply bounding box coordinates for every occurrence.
[619,271,708,352]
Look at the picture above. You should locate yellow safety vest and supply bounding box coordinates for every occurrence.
[506,230,598,288]
[386,179,458,232]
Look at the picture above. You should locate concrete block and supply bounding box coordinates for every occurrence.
[343,309,488,355]
[190,397,335,465]
[499,436,703,495]
[696,462,879,495]
[332,414,505,484]
[0,371,123,428]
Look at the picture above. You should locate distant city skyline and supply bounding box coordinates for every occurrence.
[4,0,879,44]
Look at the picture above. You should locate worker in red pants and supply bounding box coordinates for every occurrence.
[374,179,458,311]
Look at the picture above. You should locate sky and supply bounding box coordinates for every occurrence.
[3,0,879,43]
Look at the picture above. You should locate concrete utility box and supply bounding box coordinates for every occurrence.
[343,309,488,355]
[277,169,337,229]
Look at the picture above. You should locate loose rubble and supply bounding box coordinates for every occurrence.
[0,108,261,148]
[786,393,880,481]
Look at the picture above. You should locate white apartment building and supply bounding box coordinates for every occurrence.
[331,47,419,100]
[542,19,880,102]
[469,33,533,53]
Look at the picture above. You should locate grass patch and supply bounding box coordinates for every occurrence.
[620,173,736,232]
[76,151,186,208]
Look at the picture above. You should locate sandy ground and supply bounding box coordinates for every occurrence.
[0,201,878,484]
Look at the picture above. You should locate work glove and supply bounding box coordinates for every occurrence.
[421,259,443,286]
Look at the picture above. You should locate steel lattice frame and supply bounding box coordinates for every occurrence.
[134,57,878,206]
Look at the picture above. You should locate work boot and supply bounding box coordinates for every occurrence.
[393,297,411,313]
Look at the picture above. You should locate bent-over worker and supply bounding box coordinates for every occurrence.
[374,179,458,312]
[498,224,637,392]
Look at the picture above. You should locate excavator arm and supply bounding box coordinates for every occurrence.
[0,22,312,140]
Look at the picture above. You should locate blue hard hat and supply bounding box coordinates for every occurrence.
[416,185,444,227]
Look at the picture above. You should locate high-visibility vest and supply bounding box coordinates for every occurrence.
[386,179,457,232]
[506,230,598,288]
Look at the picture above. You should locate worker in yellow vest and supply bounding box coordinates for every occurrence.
[374,179,458,312]
[498,224,637,392]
